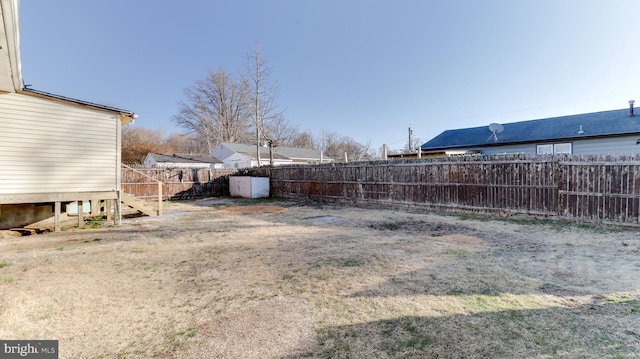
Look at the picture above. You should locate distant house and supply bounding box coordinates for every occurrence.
[421,103,640,156]
[211,142,333,169]
[144,153,223,169]
[0,0,137,230]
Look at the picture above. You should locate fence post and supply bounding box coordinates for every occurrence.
[555,156,562,217]
[158,181,163,216]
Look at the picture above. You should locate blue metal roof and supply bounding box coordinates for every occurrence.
[422,108,640,150]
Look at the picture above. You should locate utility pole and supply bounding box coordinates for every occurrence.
[408,127,413,153]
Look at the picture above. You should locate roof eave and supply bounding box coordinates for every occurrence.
[0,0,22,92]
[21,88,137,124]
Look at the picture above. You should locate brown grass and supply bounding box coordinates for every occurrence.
[0,198,639,358]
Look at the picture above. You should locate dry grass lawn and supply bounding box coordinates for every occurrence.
[0,198,639,358]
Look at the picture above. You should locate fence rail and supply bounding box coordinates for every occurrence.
[248,154,640,226]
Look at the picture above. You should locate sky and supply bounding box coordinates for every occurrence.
[18,0,640,153]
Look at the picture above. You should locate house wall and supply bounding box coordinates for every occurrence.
[223,153,254,169]
[571,135,640,155]
[143,155,157,167]
[469,135,640,156]
[0,92,120,197]
[272,159,294,166]
[147,162,213,169]
[473,143,536,155]
[290,158,321,165]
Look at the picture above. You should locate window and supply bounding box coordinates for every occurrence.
[554,143,572,154]
[536,144,553,155]
[536,143,572,155]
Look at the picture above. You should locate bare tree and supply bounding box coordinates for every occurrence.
[173,68,252,153]
[165,133,203,155]
[289,129,315,149]
[264,114,299,145]
[315,130,339,157]
[244,44,283,165]
[316,130,375,162]
[121,127,171,164]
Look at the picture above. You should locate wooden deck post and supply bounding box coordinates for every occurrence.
[106,199,112,222]
[77,200,84,228]
[115,195,121,225]
[54,201,61,232]
[90,200,100,216]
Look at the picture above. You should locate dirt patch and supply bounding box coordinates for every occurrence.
[183,298,315,358]
[216,205,287,214]
[0,230,23,239]
[0,199,638,358]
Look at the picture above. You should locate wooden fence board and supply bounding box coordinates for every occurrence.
[249,154,640,226]
[122,168,237,200]
[126,155,640,223]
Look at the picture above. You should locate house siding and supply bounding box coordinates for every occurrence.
[471,143,536,155]
[468,135,640,156]
[223,153,253,169]
[572,135,640,155]
[0,92,119,195]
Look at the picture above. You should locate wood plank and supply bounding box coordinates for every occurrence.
[77,200,84,229]
[0,191,118,204]
[54,201,61,232]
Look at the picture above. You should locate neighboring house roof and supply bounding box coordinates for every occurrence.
[147,153,222,165]
[217,142,330,162]
[274,146,329,161]
[422,107,640,151]
[0,0,22,92]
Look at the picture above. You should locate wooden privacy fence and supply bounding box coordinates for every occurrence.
[122,167,237,200]
[248,154,640,226]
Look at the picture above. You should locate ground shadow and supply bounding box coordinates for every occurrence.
[281,299,640,358]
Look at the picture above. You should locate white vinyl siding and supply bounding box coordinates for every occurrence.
[472,143,536,155]
[223,152,254,169]
[571,135,640,155]
[0,92,119,195]
[464,135,640,156]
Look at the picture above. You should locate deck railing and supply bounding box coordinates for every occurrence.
[122,164,163,216]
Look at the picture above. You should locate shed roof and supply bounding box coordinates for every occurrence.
[422,107,640,150]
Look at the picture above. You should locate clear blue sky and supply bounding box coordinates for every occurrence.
[19,0,640,152]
